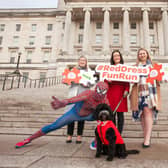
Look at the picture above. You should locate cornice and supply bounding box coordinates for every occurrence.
[0,8,66,17]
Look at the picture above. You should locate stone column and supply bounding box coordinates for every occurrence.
[122,7,130,56]
[161,8,168,56]
[63,7,72,53]
[102,7,111,53]
[142,8,150,52]
[82,7,92,53]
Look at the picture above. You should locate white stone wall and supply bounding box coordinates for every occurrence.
[0,0,168,78]
[0,13,64,78]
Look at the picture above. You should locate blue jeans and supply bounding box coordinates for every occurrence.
[41,102,94,134]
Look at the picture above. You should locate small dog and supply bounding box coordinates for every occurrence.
[94,104,139,161]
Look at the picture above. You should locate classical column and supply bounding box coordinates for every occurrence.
[122,7,130,56]
[63,7,72,53]
[161,8,168,56]
[102,7,111,53]
[82,7,92,53]
[142,8,150,52]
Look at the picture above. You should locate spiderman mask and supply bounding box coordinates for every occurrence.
[94,82,109,101]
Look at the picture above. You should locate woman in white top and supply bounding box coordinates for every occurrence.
[66,56,94,143]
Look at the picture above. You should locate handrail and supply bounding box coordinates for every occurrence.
[0,73,63,91]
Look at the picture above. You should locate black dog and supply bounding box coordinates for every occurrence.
[94,104,139,161]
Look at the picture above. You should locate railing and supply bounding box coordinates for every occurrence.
[0,73,63,91]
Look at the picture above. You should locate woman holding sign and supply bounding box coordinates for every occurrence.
[66,56,94,144]
[90,50,129,150]
[130,48,161,148]
[105,50,129,134]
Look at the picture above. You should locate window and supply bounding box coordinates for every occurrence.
[76,49,82,54]
[47,24,53,31]
[16,24,21,31]
[131,49,138,56]
[43,51,50,63]
[113,34,119,44]
[40,72,46,82]
[150,35,155,45]
[0,36,3,45]
[95,49,102,55]
[95,34,102,44]
[79,22,84,29]
[13,36,19,45]
[151,49,156,56]
[78,34,83,44]
[149,22,154,29]
[113,22,119,29]
[10,51,17,63]
[10,51,17,57]
[130,34,137,44]
[130,22,136,29]
[26,50,33,63]
[27,50,33,57]
[96,22,102,29]
[45,36,51,45]
[29,36,35,45]
[26,59,32,64]
[22,72,29,83]
[10,57,15,63]
[0,24,5,31]
[31,24,37,32]
[62,22,65,29]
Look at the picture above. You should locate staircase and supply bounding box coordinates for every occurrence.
[0,84,168,140]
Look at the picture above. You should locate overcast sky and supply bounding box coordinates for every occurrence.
[0,0,58,8]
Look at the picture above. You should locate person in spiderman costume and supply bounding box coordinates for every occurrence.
[15,81,109,148]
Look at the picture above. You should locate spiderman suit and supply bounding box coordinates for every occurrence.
[15,82,109,148]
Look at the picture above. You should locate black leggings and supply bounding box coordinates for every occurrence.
[67,121,85,136]
[113,112,124,134]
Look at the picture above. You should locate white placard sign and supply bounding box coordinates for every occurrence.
[162,63,168,81]
[95,64,149,83]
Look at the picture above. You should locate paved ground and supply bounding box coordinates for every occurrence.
[0,83,168,167]
[0,134,168,168]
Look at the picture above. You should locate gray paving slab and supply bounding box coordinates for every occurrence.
[0,83,168,167]
[0,135,49,155]
[28,157,101,168]
[25,139,84,157]
[0,155,43,168]
[28,157,168,168]
[0,135,168,168]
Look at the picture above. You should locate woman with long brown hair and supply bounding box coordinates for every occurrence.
[130,48,161,148]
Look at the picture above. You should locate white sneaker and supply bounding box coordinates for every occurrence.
[89,140,96,150]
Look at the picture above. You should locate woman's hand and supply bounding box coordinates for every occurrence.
[123,91,129,98]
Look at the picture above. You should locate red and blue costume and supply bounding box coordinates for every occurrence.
[15,82,109,148]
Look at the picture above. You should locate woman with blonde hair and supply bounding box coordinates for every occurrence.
[66,56,94,143]
[130,48,161,148]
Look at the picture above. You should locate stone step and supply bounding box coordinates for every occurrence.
[0,112,64,117]
[1,108,168,118]
[0,82,167,140]
[1,113,168,122]
[0,127,167,139]
[1,116,168,127]
[0,121,167,131]
[1,109,168,117]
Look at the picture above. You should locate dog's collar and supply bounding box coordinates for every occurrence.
[97,120,109,126]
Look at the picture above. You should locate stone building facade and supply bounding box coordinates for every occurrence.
[0,0,168,78]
